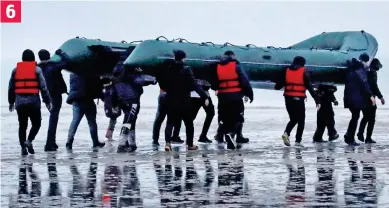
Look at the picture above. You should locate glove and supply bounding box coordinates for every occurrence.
[334,100,338,106]
[381,98,385,105]
[46,103,53,111]
[9,104,14,112]
[55,49,64,55]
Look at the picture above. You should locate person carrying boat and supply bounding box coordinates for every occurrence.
[101,76,121,142]
[357,58,385,144]
[112,56,157,153]
[344,54,376,146]
[274,56,320,147]
[8,49,52,155]
[159,49,210,151]
[210,50,253,150]
[37,49,71,151]
[312,84,339,143]
[65,73,106,150]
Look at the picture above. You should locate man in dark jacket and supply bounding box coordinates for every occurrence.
[343,54,376,146]
[357,58,385,143]
[66,73,106,150]
[38,49,71,151]
[8,49,52,155]
[159,50,210,151]
[275,56,320,147]
[210,50,253,149]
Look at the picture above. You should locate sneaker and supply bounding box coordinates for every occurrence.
[365,138,377,144]
[236,136,249,144]
[128,145,137,152]
[21,147,28,156]
[357,134,365,142]
[171,136,185,144]
[187,145,199,150]
[329,133,339,142]
[117,145,129,153]
[349,141,360,146]
[214,134,224,143]
[24,140,35,154]
[313,138,327,143]
[66,142,73,150]
[225,133,236,150]
[198,136,212,143]
[282,132,291,147]
[44,146,57,152]
[93,142,106,148]
[295,142,304,148]
[152,139,160,146]
[165,143,172,152]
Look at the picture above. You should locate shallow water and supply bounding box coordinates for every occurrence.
[1,105,389,208]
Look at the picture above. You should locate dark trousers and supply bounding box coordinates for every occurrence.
[358,105,377,139]
[152,92,181,140]
[165,99,194,146]
[17,105,42,147]
[190,97,215,137]
[218,99,244,135]
[284,97,306,143]
[67,100,98,144]
[313,108,337,140]
[45,94,62,147]
[346,108,372,142]
[120,102,140,133]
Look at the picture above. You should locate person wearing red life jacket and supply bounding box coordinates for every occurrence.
[8,49,52,155]
[274,56,320,147]
[210,50,253,150]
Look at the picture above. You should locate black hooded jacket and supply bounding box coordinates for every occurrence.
[159,60,209,103]
[274,65,319,104]
[209,57,254,101]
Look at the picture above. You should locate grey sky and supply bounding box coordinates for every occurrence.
[1,1,388,104]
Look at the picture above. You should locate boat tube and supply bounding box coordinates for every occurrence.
[123,31,378,85]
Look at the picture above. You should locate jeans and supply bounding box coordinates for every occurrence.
[45,94,62,147]
[284,97,306,143]
[190,97,215,137]
[67,100,99,144]
[152,92,181,140]
[346,108,371,142]
[358,105,377,139]
[17,104,42,147]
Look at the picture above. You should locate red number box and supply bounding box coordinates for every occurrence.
[1,0,22,23]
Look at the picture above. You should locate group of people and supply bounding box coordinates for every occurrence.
[8,47,384,156]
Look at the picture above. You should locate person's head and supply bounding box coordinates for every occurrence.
[292,56,306,68]
[223,50,235,59]
[22,49,35,62]
[359,53,369,63]
[38,49,50,61]
[370,58,382,71]
[173,49,186,62]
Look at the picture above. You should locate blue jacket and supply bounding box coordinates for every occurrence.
[344,59,373,109]
[37,53,70,96]
[66,73,103,104]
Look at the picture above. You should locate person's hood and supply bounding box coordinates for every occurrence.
[219,57,240,66]
[38,60,49,67]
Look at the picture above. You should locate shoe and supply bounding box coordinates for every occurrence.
[198,136,212,143]
[236,136,249,144]
[329,133,339,142]
[187,145,199,150]
[44,145,57,152]
[295,142,304,148]
[117,145,128,153]
[152,139,160,146]
[214,134,224,143]
[365,138,376,144]
[171,136,184,144]
[21,147,28,156]
[225,133,236,150]
[93,142,105,148]
[282,132,291,147]
[313,138,327,143]
[53,143,58,150]
[66,142,73,150]
[128,145,137,152]
[24,140,35,154]
[349,141,360,146]
[165,143,172,152]
[357,134,365,142]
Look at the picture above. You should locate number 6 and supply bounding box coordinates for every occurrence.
[6,5,16,19]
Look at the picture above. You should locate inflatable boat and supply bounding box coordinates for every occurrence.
[123,31,378,86]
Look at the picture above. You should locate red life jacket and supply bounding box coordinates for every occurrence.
[284,67,306,97]
[216,62,241,93]
[14,61,39,94]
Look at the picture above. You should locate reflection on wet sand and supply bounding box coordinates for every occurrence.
[283,148,306,208]
[46,154,62,206]
[344,145,378,207]
[119,160,143,207]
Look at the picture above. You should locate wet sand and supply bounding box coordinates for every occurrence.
[1,105,389,207]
